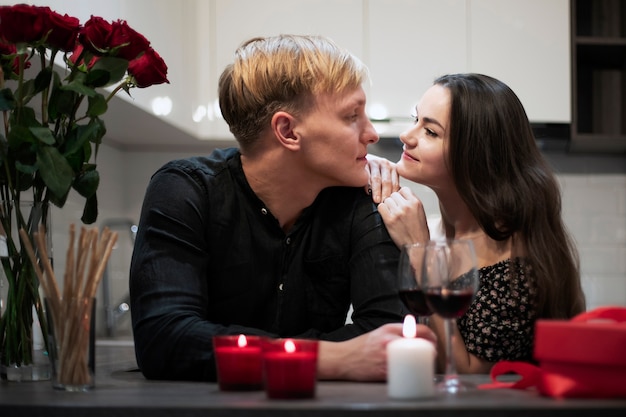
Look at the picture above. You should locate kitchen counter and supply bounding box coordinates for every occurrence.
[1,342,625,417]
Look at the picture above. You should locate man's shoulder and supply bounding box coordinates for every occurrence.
[159,147,240,177]
[315,186,377,220]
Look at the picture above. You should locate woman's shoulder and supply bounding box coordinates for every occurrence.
[479,257,537,295]
[480,257,532,274]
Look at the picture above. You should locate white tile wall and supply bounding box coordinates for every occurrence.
[50,145,626,338]
[559,175,626,310]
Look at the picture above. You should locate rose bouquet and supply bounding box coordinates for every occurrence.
[0,4,168,378]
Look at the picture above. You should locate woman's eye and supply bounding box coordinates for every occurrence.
[425,128,437,137]
[411,114,418,124]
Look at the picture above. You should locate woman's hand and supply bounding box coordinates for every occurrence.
[365,154,400,203]
[377,186,430,247]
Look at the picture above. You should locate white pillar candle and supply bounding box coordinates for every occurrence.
[387,314,436,399]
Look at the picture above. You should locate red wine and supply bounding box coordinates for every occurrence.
[425,288,474,319]
[398,289,433,317]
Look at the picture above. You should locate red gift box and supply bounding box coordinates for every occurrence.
[480,307,626,398]
[533,307,626,398]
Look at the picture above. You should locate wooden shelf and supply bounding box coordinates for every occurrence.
[571,0,626,152]
[571,133,626,153]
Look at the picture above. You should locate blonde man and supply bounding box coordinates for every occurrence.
[130,35,434,382]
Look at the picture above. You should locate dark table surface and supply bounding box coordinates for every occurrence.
[1,341,625,417]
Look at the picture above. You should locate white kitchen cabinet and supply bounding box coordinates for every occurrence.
[366,0,468,128]
[206,0,365,138]
[210,0,572,135]
[469,0,570,123]
[367,0,570,132]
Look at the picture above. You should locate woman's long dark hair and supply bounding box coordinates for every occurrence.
[434,73,585,319]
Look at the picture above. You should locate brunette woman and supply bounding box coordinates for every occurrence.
[378,73,586,373]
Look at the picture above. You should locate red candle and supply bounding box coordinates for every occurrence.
[262,338,318,399]
[213,335,263,391]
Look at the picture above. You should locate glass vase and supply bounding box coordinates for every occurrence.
[0,201,52,381]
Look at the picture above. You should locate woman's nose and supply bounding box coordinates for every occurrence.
[399,125,416,147]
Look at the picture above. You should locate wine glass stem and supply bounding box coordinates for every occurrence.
[444,318,458,379]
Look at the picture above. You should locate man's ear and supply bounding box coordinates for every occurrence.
[271,111,300,151]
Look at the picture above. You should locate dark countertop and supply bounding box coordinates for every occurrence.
[1,341,625,417]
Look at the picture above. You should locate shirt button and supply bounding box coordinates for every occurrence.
[278,283,284,291]
[261,208,268,215]
[285,237,291,245]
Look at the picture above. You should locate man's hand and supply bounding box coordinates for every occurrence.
[365,154,400,203]
[317,322,436,381]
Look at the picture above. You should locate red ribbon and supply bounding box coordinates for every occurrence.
[478,307,626,399]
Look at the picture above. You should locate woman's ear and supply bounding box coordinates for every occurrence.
[271,111,300,151]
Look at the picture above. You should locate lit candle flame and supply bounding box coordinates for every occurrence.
[237,334,248,348]
[284,339,296,353]
[402,314,417,338]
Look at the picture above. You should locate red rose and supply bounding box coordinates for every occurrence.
[68,44,98,69]
[0,4,48,43]
[127,48,169,88]
[0,39,30,77]
[79,15,112,55]
[43,9,80,51]
[0,39,15,56]
[0,40,18,77]
[108,20,150,61]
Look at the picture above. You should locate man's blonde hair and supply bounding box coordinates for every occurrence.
[218,34,369,150]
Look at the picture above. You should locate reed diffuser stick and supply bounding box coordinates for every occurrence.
[22,224,119,387]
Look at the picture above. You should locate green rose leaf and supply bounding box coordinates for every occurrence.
[14,160,37,174]
[81,193,98,225]
[30,126,56,145]
[0,88,16,111]
[85,69,111,88]
[73,168,100,198]
[48,185,69,208]
[12,168,35,191]
[15,79,35,103]
[87,94,107,117]
[91,57,129,86]
[36,145,74,198]
[64,78,98,97]
[87,118,106,147]
[34,67,53,95]
[48,87,78,119]
[64,121,100,156]
[7,125,35,148]
[9,105,39,129]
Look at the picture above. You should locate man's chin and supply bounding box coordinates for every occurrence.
[334,178,368,189]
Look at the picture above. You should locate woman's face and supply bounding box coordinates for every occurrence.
[396,84,452,190]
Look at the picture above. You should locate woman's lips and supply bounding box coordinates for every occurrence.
[402,152,419,162]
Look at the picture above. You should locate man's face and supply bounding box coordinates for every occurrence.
[294,86,379,189]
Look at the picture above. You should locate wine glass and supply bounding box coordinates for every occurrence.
[397,243,433,324]
[421,239,479,394]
